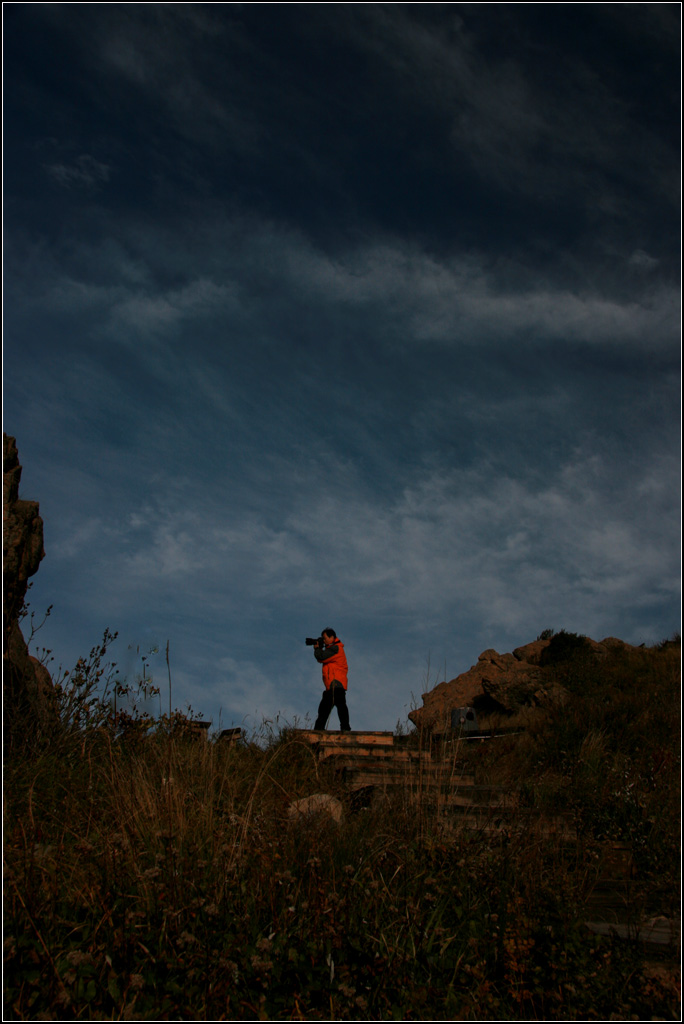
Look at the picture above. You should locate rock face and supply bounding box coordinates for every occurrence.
[3,435,44,622]
[408,634,639,734]
[3,434,55,743]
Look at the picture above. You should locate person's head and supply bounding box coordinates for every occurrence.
[322,628,336,644]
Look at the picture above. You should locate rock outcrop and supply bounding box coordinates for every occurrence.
[3,434,55,743]
[408,634,640,734]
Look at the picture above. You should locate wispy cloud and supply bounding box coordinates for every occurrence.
[45,154,111,190]
[628,249,660,272]
[47,436,677,636]
[343,5,680,207]
[31,435,676,729]
[11,219,679,359]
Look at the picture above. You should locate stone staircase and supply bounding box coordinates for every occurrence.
[296,729,549,826]
[294,730,680,954]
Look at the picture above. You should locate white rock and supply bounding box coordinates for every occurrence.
[287,793,344,824]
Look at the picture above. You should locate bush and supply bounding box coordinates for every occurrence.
[536,628,556,641]
[538,629,590,667]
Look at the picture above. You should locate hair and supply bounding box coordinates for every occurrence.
[322,627,336,639]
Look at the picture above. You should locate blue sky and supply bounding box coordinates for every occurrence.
[3,4,680,733]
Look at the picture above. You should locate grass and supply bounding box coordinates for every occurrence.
[3,637,681,1020]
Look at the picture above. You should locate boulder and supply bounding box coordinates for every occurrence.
[410,663,488,735]
[407,645,550,733]
[512,640,549,665]
[479,659,547,710]
[287,793,344,824]
[478,649,517,670]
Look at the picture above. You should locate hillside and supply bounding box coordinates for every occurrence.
[3,635,680,1020]
[408,631,646,733]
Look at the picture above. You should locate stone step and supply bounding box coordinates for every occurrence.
[457,823,578,841]
[375,793,519,811]
[582,886,681,950]
[332,761,475,780]
[442,800,527,814]
[297,730,395,746]
[438,808,575,833]
[318,746,414,762]
[334,759,475,776]
[328,758,492,782]
[583,917,680,950]
[584,880,640,908]
[344,770,477,789]
[319,751,445,768]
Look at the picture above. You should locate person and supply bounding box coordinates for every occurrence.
[312,628,351,731]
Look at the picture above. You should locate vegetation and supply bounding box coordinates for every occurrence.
[3,633,680,1020]
[537,628,590,667]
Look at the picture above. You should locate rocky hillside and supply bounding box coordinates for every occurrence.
[408,633,641,734]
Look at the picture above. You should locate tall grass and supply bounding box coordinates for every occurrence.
[3,640,680,1020]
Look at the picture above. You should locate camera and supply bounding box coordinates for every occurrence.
[305,636,324,646]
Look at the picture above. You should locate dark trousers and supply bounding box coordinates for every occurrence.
[314,685,351,731]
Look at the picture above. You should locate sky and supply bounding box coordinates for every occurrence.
[3,3,681,734]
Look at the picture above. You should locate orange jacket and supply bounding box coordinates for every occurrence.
[320,639,348,691]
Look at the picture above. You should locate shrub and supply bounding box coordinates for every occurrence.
[536,628,556,641]
[538,629,590,667]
